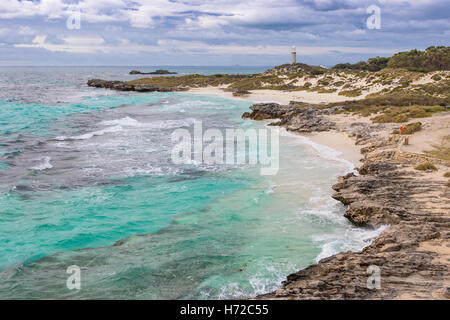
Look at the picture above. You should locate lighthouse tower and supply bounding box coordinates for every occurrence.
[291,46,296,65]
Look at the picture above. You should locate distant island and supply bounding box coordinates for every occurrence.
[129,69,178,75]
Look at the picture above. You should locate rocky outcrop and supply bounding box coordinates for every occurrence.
[243,102,450,300]
[232,89,251,97]
[258,158,449,299]
[242,102,337,132]
[87,79,187,92]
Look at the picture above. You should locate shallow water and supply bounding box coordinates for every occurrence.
[0,67,383,299]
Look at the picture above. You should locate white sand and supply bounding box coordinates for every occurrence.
[400,112,450,154]
[188,86,365,105]
[187,85,450,171]
[305,131,362,167]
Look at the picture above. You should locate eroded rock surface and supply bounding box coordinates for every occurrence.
[87,79,187,92]
[243,103,450,300]
[242,102,337,132]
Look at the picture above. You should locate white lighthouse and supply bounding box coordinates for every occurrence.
[291,46,296,65]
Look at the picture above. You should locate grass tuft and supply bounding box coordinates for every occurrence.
[338,89,362,97]
[414,162,438,171]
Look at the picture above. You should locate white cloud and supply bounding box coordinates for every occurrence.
[14,36,400,56]
[14,35,160,54]
[2,0,448,33]
[2,0,448,65]
[17,26,38,35]
[0,0,64,19]
[32,35,47,45]
[62,36,105,45]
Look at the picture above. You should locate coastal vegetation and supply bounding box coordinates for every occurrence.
[128,74,248,88]
[332,46,450,72]
[128,48,450,96]
[338,89,362,97]
[392,122,422,134]
[333,56,390,72]
[331,96,446,123]
[387,46,450,72]
[414,162,438,171]
[123,47,450,125]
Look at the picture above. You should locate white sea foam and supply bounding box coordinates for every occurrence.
[277,126,355,173]
[216,262,295,299]
[55,125,123,141]
[313,225,388,262]
[99,116,140,127]
[300,187,388,262]
[29,156,53,171]
[99,116,197,130]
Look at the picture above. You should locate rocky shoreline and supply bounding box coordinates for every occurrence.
[87,79,188,92]
[244,102,450,299]
[85,80,449,299]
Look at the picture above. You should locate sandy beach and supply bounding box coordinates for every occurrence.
[189,86,449,171]
[188,87,364,167]
[188,86,365,105]
[304,131,362,167]
[231,85,450,300]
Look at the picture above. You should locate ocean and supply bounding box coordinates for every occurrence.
[0,66,382,299]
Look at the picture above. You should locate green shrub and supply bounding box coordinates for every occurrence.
[443,172,450,178]
[311,70,325,76]
[403,122,422,134]
[414,162,438,171]
[431,74,442,81]
[387,46,450,72]
[338,89,362,97]
[315,88,337,93]
[333,57,390,72]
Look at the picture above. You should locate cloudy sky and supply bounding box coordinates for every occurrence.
[0,0,448,66]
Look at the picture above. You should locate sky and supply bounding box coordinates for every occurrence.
[0,0,449,66]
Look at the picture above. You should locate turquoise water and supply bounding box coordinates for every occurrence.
[0,67,380,299]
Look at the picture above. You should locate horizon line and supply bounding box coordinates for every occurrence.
[0,65,275,68]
